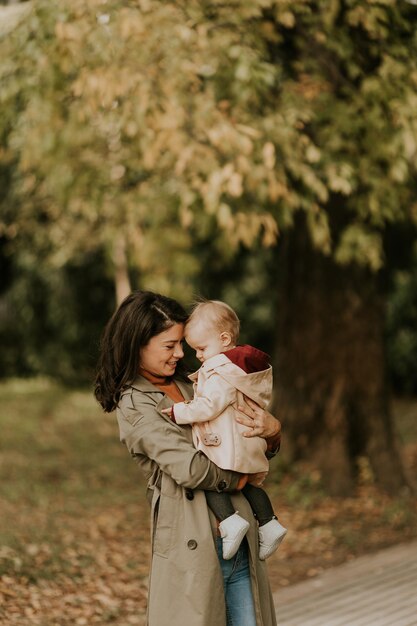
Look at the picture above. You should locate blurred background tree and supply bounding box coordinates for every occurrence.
[1,0,416,494]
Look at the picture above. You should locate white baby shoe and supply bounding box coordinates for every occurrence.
[258,518,287,560]
[219,512,250,560]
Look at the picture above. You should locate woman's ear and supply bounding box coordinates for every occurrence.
[220,332,233,348]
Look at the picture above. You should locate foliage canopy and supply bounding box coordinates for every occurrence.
[1,0,417,288]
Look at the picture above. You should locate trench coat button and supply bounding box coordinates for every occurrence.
[185,489,194,501]
[187,539,198,550]
[217,480,227,492]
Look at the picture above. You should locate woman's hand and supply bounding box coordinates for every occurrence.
[236,397,281,439]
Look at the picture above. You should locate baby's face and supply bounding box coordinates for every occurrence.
[185,321,226,363]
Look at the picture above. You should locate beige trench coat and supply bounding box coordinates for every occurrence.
[116,375,278,626]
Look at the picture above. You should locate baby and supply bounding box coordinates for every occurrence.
[166,300,287,560]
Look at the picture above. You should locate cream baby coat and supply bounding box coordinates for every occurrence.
[173,352,272,474]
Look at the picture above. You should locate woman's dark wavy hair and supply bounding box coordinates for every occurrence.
[94,290,188,412]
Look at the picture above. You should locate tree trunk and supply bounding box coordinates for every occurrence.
[273,214,408,496]
[112,235,131,306]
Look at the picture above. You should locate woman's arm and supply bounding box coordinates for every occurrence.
[117,396,242,493]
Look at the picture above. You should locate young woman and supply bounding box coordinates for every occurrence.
[94,290,281,626]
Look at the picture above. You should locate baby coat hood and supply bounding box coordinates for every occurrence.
[191,345,273,409]
[224,344,270,374]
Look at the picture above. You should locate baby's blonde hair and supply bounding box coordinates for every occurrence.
[186,299,240,343]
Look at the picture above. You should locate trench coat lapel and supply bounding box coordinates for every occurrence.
[130,374,193,425]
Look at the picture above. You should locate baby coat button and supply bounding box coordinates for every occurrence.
[185,489,194,501]
[217,480,227,491]
[187,539,198,550]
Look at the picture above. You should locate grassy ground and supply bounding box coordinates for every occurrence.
[0,379,416,625]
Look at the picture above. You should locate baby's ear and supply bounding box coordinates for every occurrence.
[220,332,233,347]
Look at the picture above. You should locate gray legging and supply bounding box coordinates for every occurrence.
[205,483,275,526]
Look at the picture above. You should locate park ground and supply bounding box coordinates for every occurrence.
[0,379,416,625]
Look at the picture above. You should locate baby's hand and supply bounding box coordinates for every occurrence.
[161,407,172,415]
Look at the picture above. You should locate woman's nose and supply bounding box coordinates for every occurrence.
[174,343,184,358]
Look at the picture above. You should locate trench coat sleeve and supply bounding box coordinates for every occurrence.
[174,373,236,425]
[117,392,241,493]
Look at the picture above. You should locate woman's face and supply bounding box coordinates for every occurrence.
[140,323,185,377]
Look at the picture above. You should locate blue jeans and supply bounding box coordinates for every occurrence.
[216,537,257,626]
